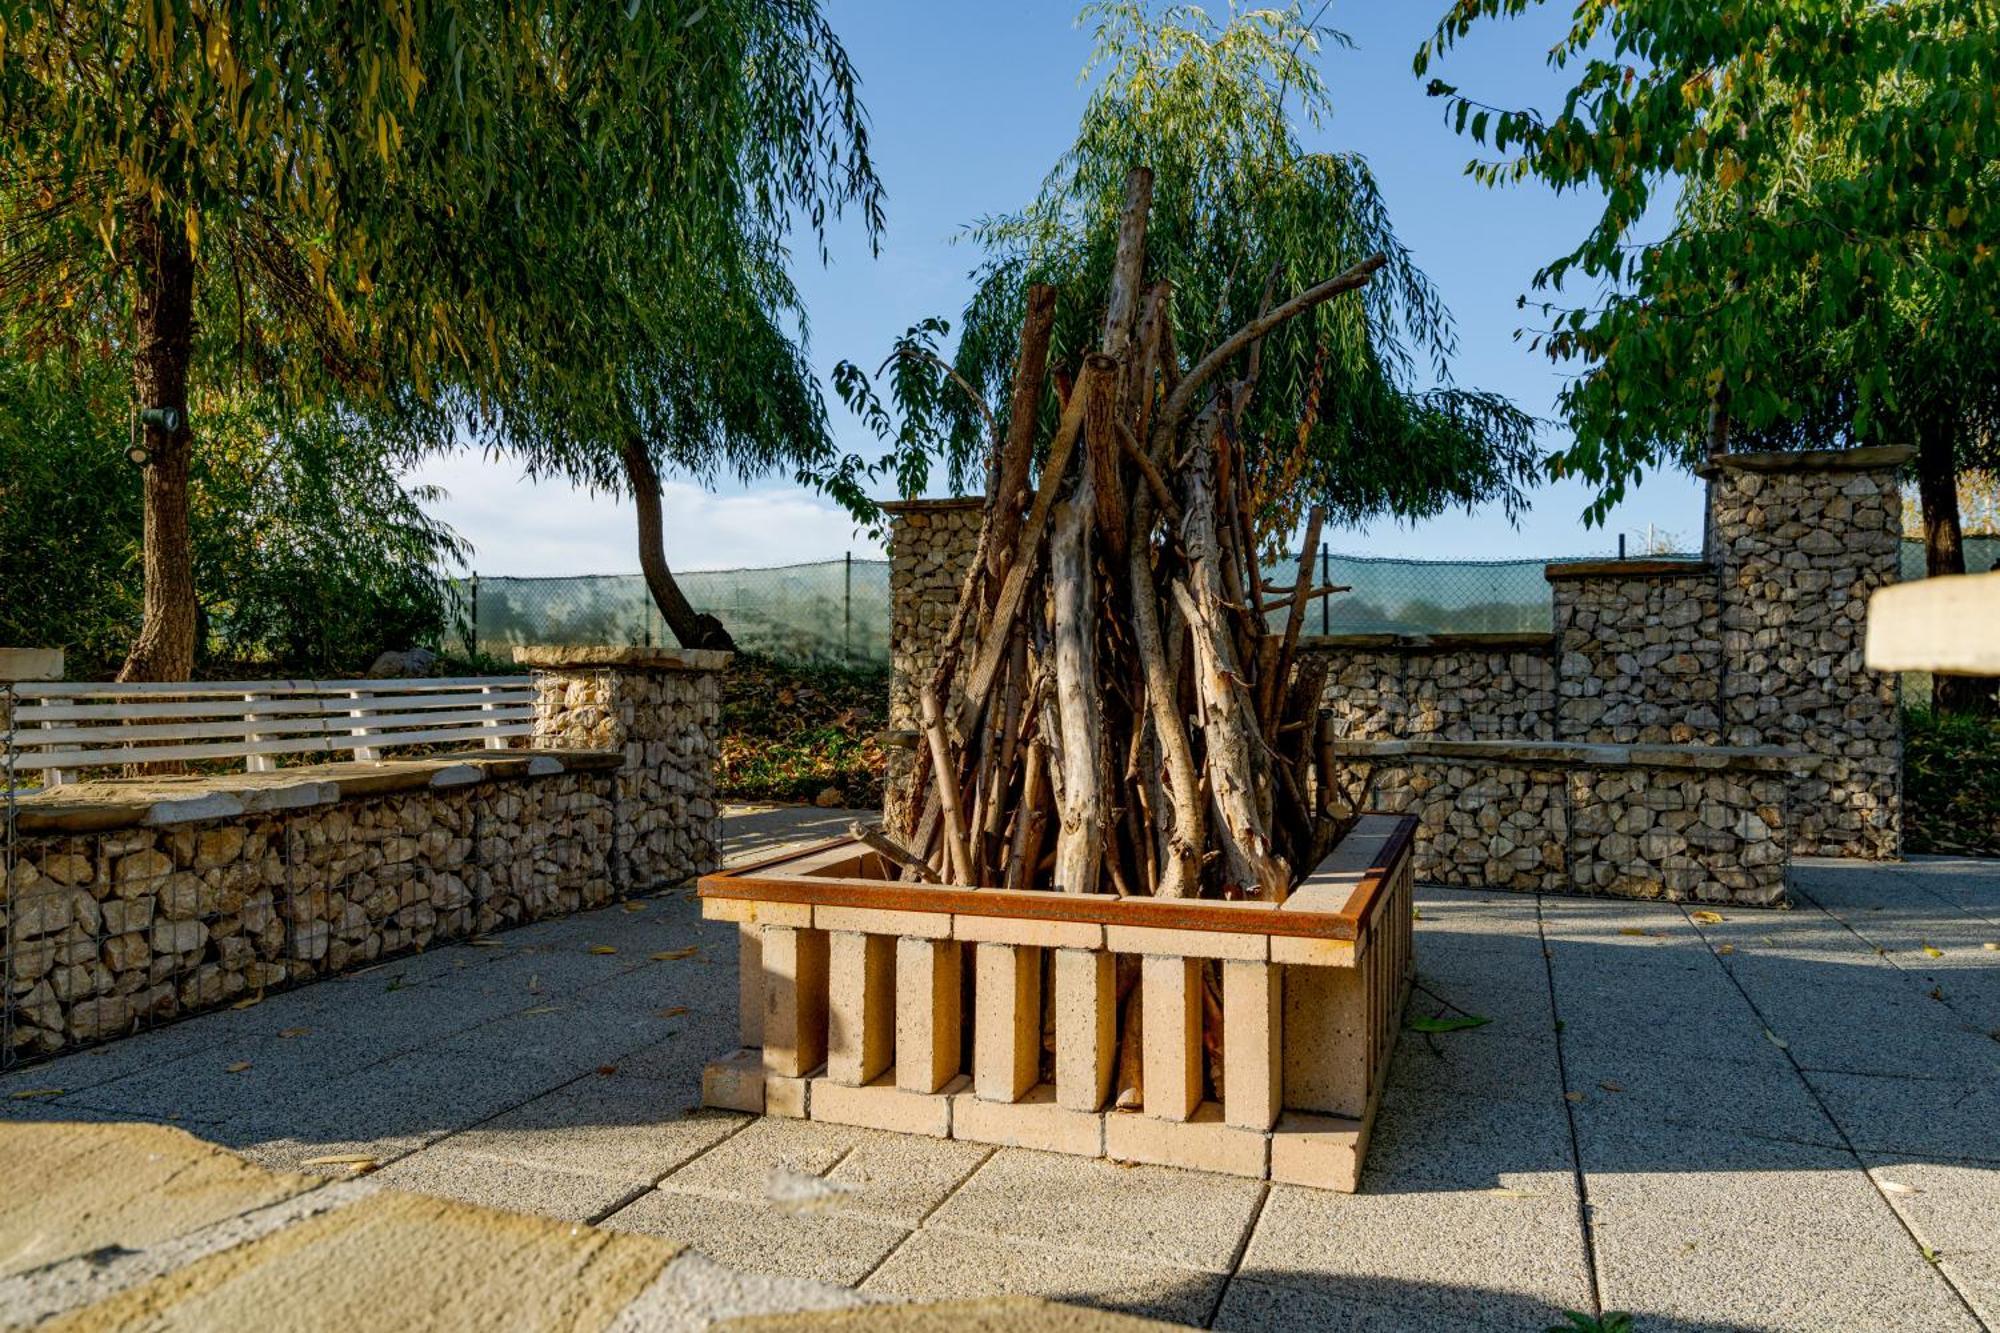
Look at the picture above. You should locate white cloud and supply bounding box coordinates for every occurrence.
[403,452,885,577]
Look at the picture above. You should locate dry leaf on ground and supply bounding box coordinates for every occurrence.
[1690,910,1725,924]
[588,945,619,955]
[225,1061,252,1073]
[650,947,700,962]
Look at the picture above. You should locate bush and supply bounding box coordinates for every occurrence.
[1903,707,2000,856]
[717,652,887,808]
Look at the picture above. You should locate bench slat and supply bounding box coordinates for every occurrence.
[25,706,535,748]
[16,689,535,723]
[9,722,537,771]
[14,675,526,698]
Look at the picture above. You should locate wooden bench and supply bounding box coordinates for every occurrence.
[698,813,1416,1191]
[4,676,534,786]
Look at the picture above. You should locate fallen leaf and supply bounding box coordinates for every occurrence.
[302,1154,378,1174]
[1598,1080,1625,1094]
[596,1065,618,1076]
[622,902,646,914]
[588,945,619,956]
[225,1061,252,1073]
[1983,942,1998,952]
[7,1088,63,1100]
[1563,1091,1587,1103]
[1690,910,1725,925]
[1489,1186,1544,1198]
[467,937,505,948]
[650,947,700,962]
[1921,1245,1944,1266]
[522,1005,559,1016]
[231,991,264,1010]
[1617,928,1656,938]
[1764,1028,1789,1050]
[527,974,541,993]
[278,1027,311,1039]
[1922,944,1944,959]
[1880,1179,1922,1196]
[656,1006,689,1019]
[1408,1014,1491,1034]
[1716,943,1736,956]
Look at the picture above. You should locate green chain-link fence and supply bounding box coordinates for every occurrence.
[458,538,1996,665]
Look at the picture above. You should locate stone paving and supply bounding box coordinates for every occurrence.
[4,802,1996,1331]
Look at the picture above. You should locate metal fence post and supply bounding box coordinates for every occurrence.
[844,551,853,662]
[468,574,480,659]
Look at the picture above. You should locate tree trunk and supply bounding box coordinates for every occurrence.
[117,204,199,683]
[620,431,736,652]
[1916,412,1995,714]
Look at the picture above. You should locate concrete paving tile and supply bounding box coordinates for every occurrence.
[859,1226,1223,1328]
[610,1251,873,1330]
[449,1073,745,1181]
[612,1028,714,1097]
[219,1049,573,1168]
[373,1144,647,1222]
[0,1013,245,1098]
[1559,1043,1848,1154]
[1585,1125,1980,1332]
[63,1032,387,1126]
[1741,969,2000,1083]
[1792,857,2000,929]
[822,1133,993,1228]
[659,1115,864,1202]
[1362,1080,1577,1191]
[923,1147,1264,1275]
[1863,1152,2000,1327]
[1237,1177,1592,1330]
[1212,1274,1528,1333]
[602,1187,906,1286]
[1386,1029,1563,1106]
[1552,953,1776,1065]
[1804,1069,2000,1162]
[438,998,688,1072]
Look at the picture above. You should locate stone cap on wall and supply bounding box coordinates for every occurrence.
[9,749,623,835]
[880,496,986,515]
[1324,736,1820,774]
[511,645,732,672]
[1296,631,1554,653]
[0,647,63,682]
[1694,444,1915,477]
[1544,558,1714,582]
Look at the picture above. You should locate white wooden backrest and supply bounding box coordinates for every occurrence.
[5,676,535,786]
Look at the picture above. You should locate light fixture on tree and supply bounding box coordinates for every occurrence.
[125,405,183,467]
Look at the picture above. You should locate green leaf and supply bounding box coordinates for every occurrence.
[1409,1014,1492,1034]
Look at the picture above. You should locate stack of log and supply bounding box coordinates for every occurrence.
[879,166,1383,915]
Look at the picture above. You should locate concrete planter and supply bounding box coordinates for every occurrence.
[698,813,1416,1191]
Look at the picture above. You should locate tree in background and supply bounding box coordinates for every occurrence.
[0,357,463,676]
[842,1,1539,546]
[0,2,877,672]
[1416,1,2000,704]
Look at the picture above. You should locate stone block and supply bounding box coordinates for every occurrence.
[1105,1102,1268,1179]
[1104,924,1266,961]
[1140,956,1202,1122]
[950,1084,1104,1157]
[702,1049,766,1113]
[814,903,953,939]
[973,942,1040,1102]
[1052,948,1115,1113]
[810,1071,961,1138]
[954,913,1101,950]
[826,930,895,1086]
[895,936,962,1094]
[1268,1111,1366,1192]
[1222,960,1281,1131]
[760,926,829,1079]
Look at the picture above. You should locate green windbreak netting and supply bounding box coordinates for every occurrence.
[459,538,1992,664]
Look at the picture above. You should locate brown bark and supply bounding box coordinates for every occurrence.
[987,284,1059,587]
[118,204,199,683]
[620,432,736,651]
[1916,413,1995,714]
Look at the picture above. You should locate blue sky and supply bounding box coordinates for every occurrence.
[410,1,1707,575]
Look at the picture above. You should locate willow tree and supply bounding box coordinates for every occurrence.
[1416,2,2000,532]
[0,1,880,676]
[847,1,1538,548]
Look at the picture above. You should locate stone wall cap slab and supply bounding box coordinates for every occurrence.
[512,644,732,672]
[1327,736,1819,773]
[879,496,985,514]
[10,748,622,834]
[1296,631,1554,653]
[1695,444,1914,476]
[1544,558,1712,581]
[0,647,63,682]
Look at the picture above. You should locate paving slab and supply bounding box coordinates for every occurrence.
[1559,1042,1848,1155]
[660,1114,867,1202]
[371,1145,646,1222]
[923,1148,1266,1275]
[1385,1028,1563,1106]
[41,1186,678,1333]
[446,1073,746,1182]
[1583,1123,1980,1332]
[1802,1067,2000,1162]
[858,1226,1223,1328]
[1212,1273,1526,1333]
[609,1251,872,1331]
[601,1187,908,1286]
[1863,1152,2000,1327]
[1236,1178,1592,1330]
[821,1132,994,1228]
